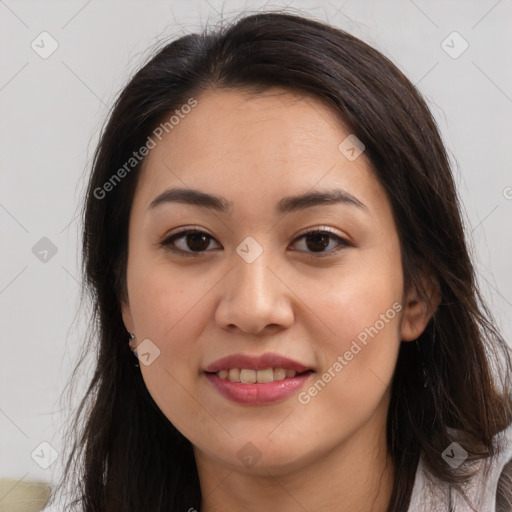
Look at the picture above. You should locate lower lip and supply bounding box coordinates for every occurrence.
[205,372,313,405]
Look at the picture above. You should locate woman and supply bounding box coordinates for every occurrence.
[42,10,512,512]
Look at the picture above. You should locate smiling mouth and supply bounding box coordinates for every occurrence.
[206,368,314,384]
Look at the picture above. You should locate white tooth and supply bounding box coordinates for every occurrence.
[256,368,274,383]
[240,369,257,383]
[228,368,241,382]
[218,369,228,380]
[273,368,287,381]
[286,369,297,378]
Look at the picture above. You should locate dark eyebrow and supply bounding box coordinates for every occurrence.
[148,187,368,214]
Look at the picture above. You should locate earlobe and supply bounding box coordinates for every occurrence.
[401,299,432,341]
[400,275,441,342]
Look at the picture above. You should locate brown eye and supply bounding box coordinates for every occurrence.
[160,229,220,255]
[291,228,351,257]
[304,232,331,252]
[183,232,211,252]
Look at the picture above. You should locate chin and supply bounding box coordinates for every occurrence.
[200,436,318,476]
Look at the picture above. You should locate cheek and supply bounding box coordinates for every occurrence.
[129,256,212,344]
[294,245,403,406]
[127,261,213,410]
[294,282,401,449]
[131,270,216,439]
[293,242,403,351]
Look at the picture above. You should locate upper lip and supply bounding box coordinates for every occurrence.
[204,352,313,373]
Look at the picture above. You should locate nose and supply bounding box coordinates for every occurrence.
[214,245,295,336]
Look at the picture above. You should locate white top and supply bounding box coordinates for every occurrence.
[408,421,512,511]
[40,421,512,512]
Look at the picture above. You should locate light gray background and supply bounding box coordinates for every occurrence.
[1,0,511,488]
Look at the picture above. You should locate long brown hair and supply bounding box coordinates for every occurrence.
[48,10,512,512]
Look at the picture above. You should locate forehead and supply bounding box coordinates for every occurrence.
[133,87,384,217]
[148,87,356,168]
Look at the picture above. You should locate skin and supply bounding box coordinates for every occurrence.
[121,87,439,511]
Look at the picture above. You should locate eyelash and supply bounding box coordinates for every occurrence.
[158,226,352,259]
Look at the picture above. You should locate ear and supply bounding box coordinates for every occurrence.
[121,300,138,351]
[121,299,134,335]
[401,273,441,342]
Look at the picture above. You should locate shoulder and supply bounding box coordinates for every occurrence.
[407,421,512,512]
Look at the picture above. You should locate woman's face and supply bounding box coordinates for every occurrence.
[122,87,429,475]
